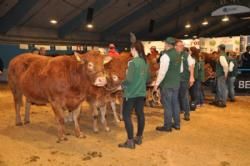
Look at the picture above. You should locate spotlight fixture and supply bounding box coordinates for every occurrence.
[184,34,189,37]
[86,8,94,29]
[222,15,229,22]
[185,23,191,29]
[86,23,94,29]
[193,35,197,39]
[202,19,208,26]
[50,19,58,24]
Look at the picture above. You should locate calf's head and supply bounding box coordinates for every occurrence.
[75,51,112,87]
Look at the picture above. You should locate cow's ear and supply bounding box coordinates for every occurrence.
[104,56,112,65]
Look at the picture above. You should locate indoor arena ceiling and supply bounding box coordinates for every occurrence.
[0,0,249,46]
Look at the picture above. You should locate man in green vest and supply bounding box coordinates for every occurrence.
[212,44,229,107]
[153,37,182,131]
[178,47,195,121]
[227,52,238,102]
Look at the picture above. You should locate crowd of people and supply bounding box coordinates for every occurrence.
[116,38,245,149]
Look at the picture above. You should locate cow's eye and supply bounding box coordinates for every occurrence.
[112,75,119,81]
[87,62,94,70]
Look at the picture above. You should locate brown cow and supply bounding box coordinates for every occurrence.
[8,52,112,142]
[84,52,132,132]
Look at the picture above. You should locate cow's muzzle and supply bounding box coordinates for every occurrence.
[94,76,107,87]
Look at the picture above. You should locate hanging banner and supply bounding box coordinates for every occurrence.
[211,5,250,16]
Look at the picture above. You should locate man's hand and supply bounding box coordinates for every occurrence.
[189,76,195,87]
[0,70,2,75]
[153,85,158,92]
[117,85,123,90]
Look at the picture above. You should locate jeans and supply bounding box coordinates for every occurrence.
[160,87,180,129]
[215,76,228,104]
[190,80,204,105]
[178,81,190,117]
[227,76,236,100]
[122,97,145,140]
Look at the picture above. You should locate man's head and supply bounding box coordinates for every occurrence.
[109,43,116,50]
[246,45,250,52]
[164,37,175,50]
[39,47,46,55]
[175,40,184,53]
[218,44,226,53]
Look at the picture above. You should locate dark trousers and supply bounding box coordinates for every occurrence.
[178,81,190,117]
[160,87,180,129]
[122,97,145,140]
[190,80,204,105]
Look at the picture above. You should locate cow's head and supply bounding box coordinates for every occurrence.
[147,52,159,82]
[75,51,112,87]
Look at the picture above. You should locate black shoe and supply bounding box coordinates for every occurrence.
[172,124,180,130]
[209,101,218,105]
[118,139,135,149]
[216,101,226,108]
[134,136,143,145]
[184,116,190,121]
[156,126,172,132]
[230,99,235,102]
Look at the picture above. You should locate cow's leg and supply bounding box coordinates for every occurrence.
[72,106,86,138]
[100,105,110,132]
[110,101,120,123]
[13,91,23,126]
[91,104,99,133]
[64,111,73,123]
[51,103,67,142]
[119,99,123,121]
[24,100,31,124]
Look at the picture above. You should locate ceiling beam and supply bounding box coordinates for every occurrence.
[213,20,250,36]
[136,0,204,39]
[102,0,168,36]
[0,0,38,34]
[58,0,112,38]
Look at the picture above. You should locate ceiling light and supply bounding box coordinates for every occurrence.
[185,23,191,29]
[222,16,229,22]
[184,34,189,37]
[86,23,94,29]
[50,19,58,24]
[193,35,197,39]
[241,16,250,20]
[202,20,208,26]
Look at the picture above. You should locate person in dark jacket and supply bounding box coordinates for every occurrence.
[227,51,238,102]
[118,41,151,149]
[0,57,4,75]
[241,45,250,67]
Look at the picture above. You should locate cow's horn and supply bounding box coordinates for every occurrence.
[130,32,136,43]
[74,52,81,62]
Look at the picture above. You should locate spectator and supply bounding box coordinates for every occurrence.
[227,51,238,102]
[241,45,250,67]
[108,43,119,57]
[39,47,46,55]
[0,56,3,75]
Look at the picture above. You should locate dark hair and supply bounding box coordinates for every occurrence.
[190,47,200,60]
[131,41,147,63]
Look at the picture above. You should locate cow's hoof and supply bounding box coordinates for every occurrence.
[93,129,99,133]
[16,122,23,126]
[63,137,68,141]
[105,127,111,132]
[24,121,30,125]
[65,132,71,136]
[78,134,86,139]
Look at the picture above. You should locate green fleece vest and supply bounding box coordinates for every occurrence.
[123,57,150,98]
[194,60,205,81]
[228,59,238,77]
[160,48,182,89]
[216,53,228,77]
[181,52,190,82]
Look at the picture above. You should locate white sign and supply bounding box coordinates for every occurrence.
[212,5,250,16]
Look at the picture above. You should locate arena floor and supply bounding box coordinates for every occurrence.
[0,83,250,166]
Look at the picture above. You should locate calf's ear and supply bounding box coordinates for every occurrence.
[103,56,112,65]
[74,52,86,64]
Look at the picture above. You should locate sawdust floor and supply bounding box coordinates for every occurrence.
[0,83,250,166]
